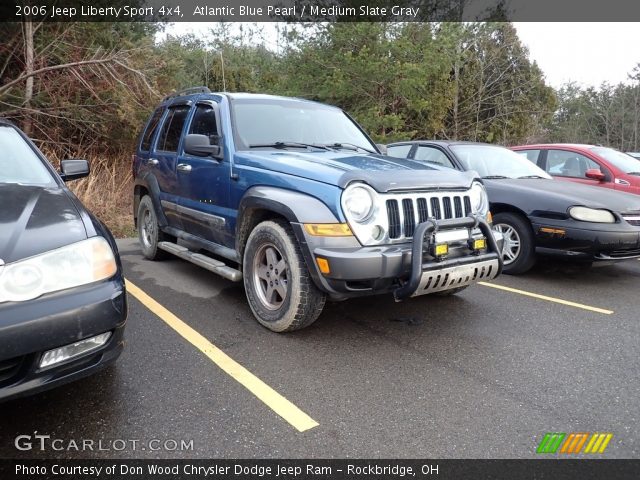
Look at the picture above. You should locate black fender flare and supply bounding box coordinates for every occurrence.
[237,186,339,228]
[133,173,169,227]
[236,186,342,293]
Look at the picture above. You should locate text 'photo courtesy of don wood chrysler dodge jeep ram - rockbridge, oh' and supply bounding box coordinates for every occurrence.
[132,88,504,332]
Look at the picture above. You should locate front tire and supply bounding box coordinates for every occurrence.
[243,220,326,332]
[493,212,536,274]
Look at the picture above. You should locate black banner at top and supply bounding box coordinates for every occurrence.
[3,0,640,22]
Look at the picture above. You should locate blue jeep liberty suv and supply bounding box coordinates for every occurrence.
[133,88,503,332]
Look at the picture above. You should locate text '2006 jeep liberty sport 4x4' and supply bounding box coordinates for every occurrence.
[133,88,503,332]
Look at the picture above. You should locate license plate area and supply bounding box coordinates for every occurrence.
[433,228,470,245]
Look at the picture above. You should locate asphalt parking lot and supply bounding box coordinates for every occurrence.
[1,238,639,459]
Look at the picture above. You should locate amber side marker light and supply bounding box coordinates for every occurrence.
[540,227,566,236]
[316,257,331,275]
[304,223,353,236]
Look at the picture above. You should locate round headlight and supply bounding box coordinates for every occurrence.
[342,185,375,223]
[569,206,616,223]
[469,181,488,214]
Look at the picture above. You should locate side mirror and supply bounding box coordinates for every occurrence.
[585,168,606,181]
[60,159,90,181]
[184,134,221,158]
[376,144,388,155]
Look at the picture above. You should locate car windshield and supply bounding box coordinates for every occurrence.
[591,147,640,174]
[231,99,377,152]
[450,144,552,179]
[0,125,54,185]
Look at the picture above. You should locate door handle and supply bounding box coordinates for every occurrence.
[146,158,159,166]
[177,163,192,173]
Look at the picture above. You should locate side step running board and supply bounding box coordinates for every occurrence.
[158,242,242,282]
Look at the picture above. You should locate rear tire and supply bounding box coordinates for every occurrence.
[137,195,172,260]
[243,220,326,332]
[493,212,536,274]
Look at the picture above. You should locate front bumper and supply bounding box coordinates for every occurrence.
[0,278,127,402]
[533,219,640,262]
[294,217,503,300]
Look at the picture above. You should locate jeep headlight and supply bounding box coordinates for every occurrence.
[342,184,375,223]
[469,181,489,216]
[0,237,117,303]
[569,206,616,223]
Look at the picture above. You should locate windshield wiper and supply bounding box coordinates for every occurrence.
[626,171,640,176]
[481,175,509,179]
[249,141,332,151]
[518,175,546,179]
[325,142,377,154]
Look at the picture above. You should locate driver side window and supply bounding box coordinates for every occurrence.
[546,150,600,178]
[414,146,455,169]
[189,104,220,144]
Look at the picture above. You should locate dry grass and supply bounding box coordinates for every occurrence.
[48,151,135,238]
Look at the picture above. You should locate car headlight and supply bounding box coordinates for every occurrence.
[469,181,489,216]
[569,206,616,223]
[341,184,375,223]
[0,237,117,303]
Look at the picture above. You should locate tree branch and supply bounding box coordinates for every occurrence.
[0,56,119,97]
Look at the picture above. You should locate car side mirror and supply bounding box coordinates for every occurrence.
[585,168,606,181]
[376,144,388,155]
[60,159,90,181]
[184,134,222,158]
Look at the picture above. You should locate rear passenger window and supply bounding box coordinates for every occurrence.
[386,144,412,158]
[157,105,191,152]
[516,149,540,164]
[189,104,219,143]
[140,108,163,152]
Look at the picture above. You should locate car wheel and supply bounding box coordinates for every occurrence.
[137,195,171,260]
[243,220,326,332]
[493,212,536,274]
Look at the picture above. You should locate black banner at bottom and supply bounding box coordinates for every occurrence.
[2,459,639,480]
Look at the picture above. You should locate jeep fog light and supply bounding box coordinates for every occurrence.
[433,243,449,257]
[40,332,111,369]
[472,238,487,250]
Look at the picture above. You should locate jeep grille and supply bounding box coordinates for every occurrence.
[386,193,472,239]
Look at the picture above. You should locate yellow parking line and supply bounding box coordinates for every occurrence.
[478,282,613,315]
[125,279,319,432]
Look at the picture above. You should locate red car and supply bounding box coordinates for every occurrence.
[511,144,640,195]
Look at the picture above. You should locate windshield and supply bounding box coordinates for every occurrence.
[0,126,54,185]
[591,147,640,173]
[450,144,552,179]
[231,99,377,152]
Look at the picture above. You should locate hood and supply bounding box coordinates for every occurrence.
[0,184,87,264]
[484,178,640,214]
[235,150,479,192]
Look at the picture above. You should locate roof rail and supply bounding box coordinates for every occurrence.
[162,86,211,102]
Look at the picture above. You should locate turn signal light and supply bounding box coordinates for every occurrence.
[304,223,353,237]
